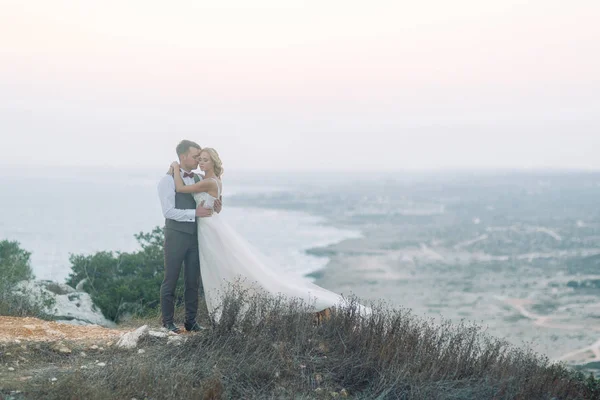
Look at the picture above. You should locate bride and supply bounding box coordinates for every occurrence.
[170,148,369,322]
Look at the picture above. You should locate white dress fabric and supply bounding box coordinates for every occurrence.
[194,178,369,321]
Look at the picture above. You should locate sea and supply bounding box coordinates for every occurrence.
[1,166,599,374]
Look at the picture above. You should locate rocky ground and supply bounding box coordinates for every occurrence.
[0,316,124,398]
[1,311,597,400]
[0,316,193,399]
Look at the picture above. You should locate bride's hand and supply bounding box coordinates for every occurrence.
[167,161,180,176]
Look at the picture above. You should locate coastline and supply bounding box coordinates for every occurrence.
[217,206,363,279]
[225,171,600,376]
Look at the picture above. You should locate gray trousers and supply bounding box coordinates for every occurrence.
[160,228,203,326]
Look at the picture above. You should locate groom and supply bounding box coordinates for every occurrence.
[157,140,222,333]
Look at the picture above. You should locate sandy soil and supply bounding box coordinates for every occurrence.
[0,316,127,344]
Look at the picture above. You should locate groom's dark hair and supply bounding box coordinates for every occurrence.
[176,140,201,157]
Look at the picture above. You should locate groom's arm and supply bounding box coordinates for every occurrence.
[157,175,196,222]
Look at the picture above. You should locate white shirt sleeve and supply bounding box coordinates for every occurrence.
[157,175,196,223]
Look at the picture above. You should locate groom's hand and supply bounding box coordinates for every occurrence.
[195,202,213,218]
[214,197,222,214]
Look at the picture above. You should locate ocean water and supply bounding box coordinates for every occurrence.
[0,167,360,282]
[1,167,599,371]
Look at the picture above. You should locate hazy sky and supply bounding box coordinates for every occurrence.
[1,0,599,171]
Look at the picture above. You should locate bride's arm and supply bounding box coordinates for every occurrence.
[171,164,186,191]
[171,163,216,194]
[176,179,214,194]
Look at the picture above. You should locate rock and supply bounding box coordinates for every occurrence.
[80,352,87,357]
[8,367,15,371]
[90,345,99,350]
[167,335,186,346]
[116,325,148,349]
[13,280,115,327]
[57,346,71,354]
[96,362,106,367]
[50,377,57,382]
[340,388,349,397]
[148,330,168,338]
[137,349,145,354]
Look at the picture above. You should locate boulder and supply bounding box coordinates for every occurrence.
[13,280,115,327]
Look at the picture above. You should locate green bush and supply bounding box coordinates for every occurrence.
[0,239,49,317]
[66,227,183,322]
[0,239,34,287]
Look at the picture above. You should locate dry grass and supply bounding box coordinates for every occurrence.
[4,289,599,400]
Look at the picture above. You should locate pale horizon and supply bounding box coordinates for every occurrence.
[1,0,599,171]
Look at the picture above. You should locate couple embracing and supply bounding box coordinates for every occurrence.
[158,140,368,333]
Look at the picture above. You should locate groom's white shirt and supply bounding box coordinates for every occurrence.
[157,169,202,223]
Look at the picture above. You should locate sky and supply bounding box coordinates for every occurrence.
[1,0,599,171]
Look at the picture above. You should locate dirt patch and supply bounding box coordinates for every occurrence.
[0,316,127,344]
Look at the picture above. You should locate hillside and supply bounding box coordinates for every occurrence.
[1,297,599,400]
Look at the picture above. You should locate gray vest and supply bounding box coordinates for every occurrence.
[165,174,199,235]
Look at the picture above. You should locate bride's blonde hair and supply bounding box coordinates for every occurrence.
[201,148,224,178]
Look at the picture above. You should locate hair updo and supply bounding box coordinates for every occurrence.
[201,148,224,178]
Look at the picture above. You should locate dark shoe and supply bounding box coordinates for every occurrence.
[163,323,181,334]
[185,322,206,332]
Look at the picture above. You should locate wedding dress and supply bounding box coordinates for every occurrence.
[193,177,369,321]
